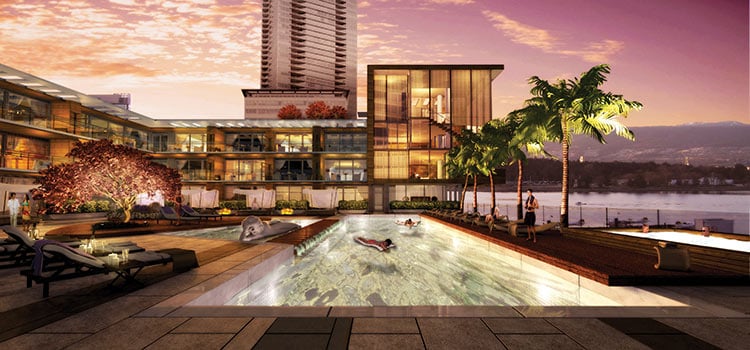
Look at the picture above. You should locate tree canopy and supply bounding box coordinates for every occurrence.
[35,139,182,222]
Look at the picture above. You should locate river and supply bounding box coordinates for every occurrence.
[451,191,750,235]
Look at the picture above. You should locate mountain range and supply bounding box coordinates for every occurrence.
[543,122,750,167]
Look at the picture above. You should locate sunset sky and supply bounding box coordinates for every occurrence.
[1,0,747,126]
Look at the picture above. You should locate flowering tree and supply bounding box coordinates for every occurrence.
[329,105,347,119]
[278,104,302,119]
[305,101,330,119]
[35,139,182,223]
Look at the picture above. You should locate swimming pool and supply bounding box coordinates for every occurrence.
[163,218,320,240]
[222,215,627,307]
[604,229,750,253]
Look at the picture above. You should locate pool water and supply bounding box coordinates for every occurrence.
[224,215,622,307]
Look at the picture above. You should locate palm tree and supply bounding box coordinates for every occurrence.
[515,64,642,227]
[503,114,547,220]
[479,119,515,217]
[445,129,483,212]
[445,145,469,212]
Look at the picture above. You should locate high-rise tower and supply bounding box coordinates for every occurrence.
[261,0,357,116]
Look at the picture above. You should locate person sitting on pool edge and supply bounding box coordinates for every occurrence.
[355,237,395,251]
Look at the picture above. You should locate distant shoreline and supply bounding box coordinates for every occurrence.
[483,184,750,194]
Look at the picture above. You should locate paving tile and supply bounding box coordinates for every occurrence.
[0,333,89,350]
[352,317,420,333]
[253,334,330,350]
[31,296,165,333]
[628,334,721,350]
[498,334,584,350]
[418,318,504,350]
[266,317,336,333]
[65,317,187,350]
[658,318,750,350]
[483,318,560,334]
[223,317,275,350]
[328,317,352,350]
[598,318,682,334]
[547,318,650,350]
[134,292,204,317]
[169,305,331,317]
[144,333,234,350]
[348,334,425,350]
[128,272,214,296]
[170,317,251,333]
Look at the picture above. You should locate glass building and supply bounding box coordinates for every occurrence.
[367,65,504,211]
[261,0,357,116]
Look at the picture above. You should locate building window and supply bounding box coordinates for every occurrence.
[324,133,366,152]
[225,159,266,181]
[175,133,206,152]
[275,185,310,202]
[226,133,265,152]
[374,150,408,179]
[274,159,313,180]
[1,134,50,170]
[2,91,50,128]
[176,159,211,180]
[274,133,312,152]
[324,159,366,181]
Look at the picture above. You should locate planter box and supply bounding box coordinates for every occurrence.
[45,212,108,221]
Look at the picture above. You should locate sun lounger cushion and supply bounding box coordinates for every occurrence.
[42,243,105,270]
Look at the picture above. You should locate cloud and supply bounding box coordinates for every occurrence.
[427,0,475,4]
[482,10,624,63]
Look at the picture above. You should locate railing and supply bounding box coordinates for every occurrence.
[467,204,749,235]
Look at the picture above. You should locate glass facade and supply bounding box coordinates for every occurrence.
[369,65,501,181]
[1,90,50,128]
[225,159,266,181]
[324,133,366,152]
[1,134,50,170]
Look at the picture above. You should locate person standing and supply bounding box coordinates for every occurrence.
[524,189,539,242]
[21,194,32,232]
[6,192,20,227]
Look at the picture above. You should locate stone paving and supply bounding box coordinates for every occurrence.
[0,219,748,349]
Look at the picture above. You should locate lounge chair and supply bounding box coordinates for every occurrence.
[1,225,80,269]
[21,240,179,297]
[508,221,560,237]
[181,205,222,221]
[473,215,509,233]
[159,206,200,224]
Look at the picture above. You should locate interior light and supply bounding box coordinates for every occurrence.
[0,75,23,80]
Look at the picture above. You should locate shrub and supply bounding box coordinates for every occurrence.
[275,199,309,210]
[338,199,367,210]
[389,200,460,210]
[219,200,247,210]
[305,101,330,119]
[278,104,303,119]
[329,105,347,119]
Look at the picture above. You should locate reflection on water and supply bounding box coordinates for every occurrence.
[225,215,620,307]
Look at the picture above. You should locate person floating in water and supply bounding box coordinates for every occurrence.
[396,218,419,228]
[355,237,395,251]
